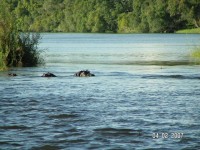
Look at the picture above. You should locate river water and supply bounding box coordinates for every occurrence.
[0,33,200,150]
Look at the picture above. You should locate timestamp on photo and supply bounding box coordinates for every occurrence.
[152,132,184,139]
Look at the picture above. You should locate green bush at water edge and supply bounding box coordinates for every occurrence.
[190,47,200,64]
[0,1,43,70]
[191,47,200,58]
[0,33,44,70]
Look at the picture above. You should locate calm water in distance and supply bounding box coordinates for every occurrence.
[0,33,200,150]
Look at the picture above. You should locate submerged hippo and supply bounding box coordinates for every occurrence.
[74,70,95,77]
[8,73,17,76]
[41,72,56,77]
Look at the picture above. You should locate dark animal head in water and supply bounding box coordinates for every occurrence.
[74,70,95,77]
[41,72,56,77]
[8,73,17,76]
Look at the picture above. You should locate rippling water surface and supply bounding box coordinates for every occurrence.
[0,34,200,150]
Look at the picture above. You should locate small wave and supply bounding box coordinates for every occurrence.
[142,74,200,80]
[65,139,86,144]
[94,127,143,136]
[109,72,134,77]
[48,113,79,119]
[179,135,200,145]
[0,125,30,130]
[0,141,10,145]
[0,141,22,147]
[30,145,60,150]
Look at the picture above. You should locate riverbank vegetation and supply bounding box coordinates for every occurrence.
[191,47,200,58]
[0,1,43,70]
[190,46,200,65]
[2,0,200,33]
[176,28,200,34]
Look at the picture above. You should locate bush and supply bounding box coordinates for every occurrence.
[191,47,200,58]
[0,1,43,70]
[0,31,43,69]
[191,47,200,64]
[18,33,44,67]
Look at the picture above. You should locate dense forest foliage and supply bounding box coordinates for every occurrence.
[1,0,200,33]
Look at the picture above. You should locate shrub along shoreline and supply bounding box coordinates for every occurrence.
[191,47,200,65]
[0,2,43,71]
[0,32,43,70]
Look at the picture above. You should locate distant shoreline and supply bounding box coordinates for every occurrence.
[33,29,200,34]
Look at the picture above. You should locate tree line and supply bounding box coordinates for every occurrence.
[1,0,200,33]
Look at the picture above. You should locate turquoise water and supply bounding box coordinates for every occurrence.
[0,34,200,150]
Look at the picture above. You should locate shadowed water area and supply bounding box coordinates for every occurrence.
[0,34,200,150]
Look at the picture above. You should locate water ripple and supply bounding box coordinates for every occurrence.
[94,128,143,137]
[48,114,79,119]
[0,125,30,130]
[142,74,200,80]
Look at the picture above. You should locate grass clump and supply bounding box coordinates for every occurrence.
[176,28,200,34]
[190,47,200,64]
[191,47,200,58]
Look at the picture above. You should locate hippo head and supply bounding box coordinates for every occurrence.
[42,72,56,77]
[8,73,17,76]
[74,70,95,77]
